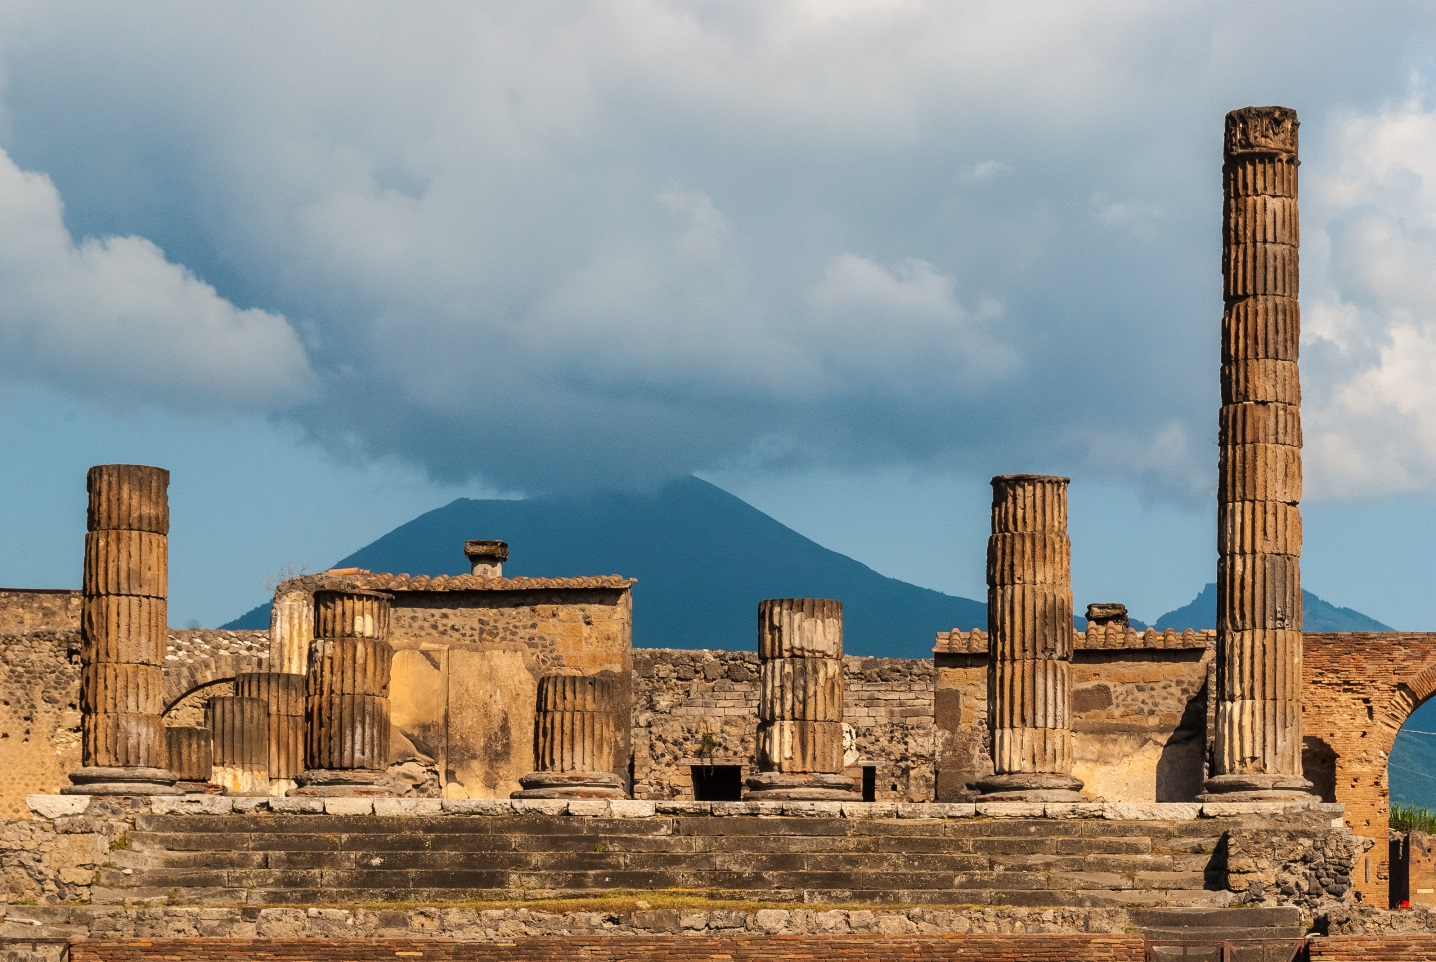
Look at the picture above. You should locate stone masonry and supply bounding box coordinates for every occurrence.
[1208,106,1312,800]
[514,673,625,799]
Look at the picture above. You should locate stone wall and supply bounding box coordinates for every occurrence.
[0,590,80,635]
[0,631,81,819]
[631,649,933,801]
[934,628,1211,804]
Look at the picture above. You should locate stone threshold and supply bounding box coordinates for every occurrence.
[28,794,1345,822]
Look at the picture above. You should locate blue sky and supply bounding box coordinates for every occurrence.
[4,3,1436,629]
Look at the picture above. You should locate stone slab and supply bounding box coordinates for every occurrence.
[372,798,444,817]
[149,795,235,816]
[26,794,91,820]
[322,798,374,815]
[440,799,512,816]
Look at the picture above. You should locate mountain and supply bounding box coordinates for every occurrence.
[1154,583,1392,632]
[225,477,986,658]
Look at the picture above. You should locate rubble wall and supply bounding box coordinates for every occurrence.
[0,589,80,634]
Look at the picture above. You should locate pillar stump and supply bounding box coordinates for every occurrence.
[269,588,314,677]
[745,598,859,801]
[976,475,1085,801]
[165,726,217,794]
[513,674,625,799]
[291,588,395,796]
[67,464,180,795]
[207,696,269,795]
[1204,106,1313,800]
[236,671,306,797]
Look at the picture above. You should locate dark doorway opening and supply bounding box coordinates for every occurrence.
[691,764,743,801]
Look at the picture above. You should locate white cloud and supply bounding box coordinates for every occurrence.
[0,145,316,412]
[1303,90,1436,498]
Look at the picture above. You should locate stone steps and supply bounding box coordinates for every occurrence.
[104,814,1233,909]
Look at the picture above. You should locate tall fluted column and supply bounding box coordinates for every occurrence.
[513,674,625,799]
[744,598,859,801]
[976,475,1084,801]
[236,671,306,796]
[67,465,180,795]
[291,588,395,796]
[207,695,270,795]
[1205,106,1313,799]
[166,726,215,794]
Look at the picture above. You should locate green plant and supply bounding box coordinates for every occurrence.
[593,842,609,853]
[1392,804,1436,834]
[110,832,129,851]
[698,730,718,758]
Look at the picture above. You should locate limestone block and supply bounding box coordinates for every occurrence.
[307,638,393,697]
[1224,243,1298,299]
[82,530,167,599]
[1221,360,1301,405]
[985,585,1074,660]
[83,711,165,769]
[268,797,324,814]
[974,801,1046,817]
[989,475,1067,534]
[164,726,213,783]
[1218,442,1302,503]
[565,799,609,816]
[312,589,391,641]
[1223,194,1298,247]
[1218,502,1302,556]
[149,795,234,816]
[989,660,1071,730]
[323,797,374,815]
[86,464,169,534]
[26,795,91,819]
[1222,298,1300,364]
[1217,629,1303,700]
[758,657,843,722]
[841,802,897,818]
[510,798,567,815]
[80,596,167,666]
[440,799,512,815]
[269,590,314,676]
[305,694,390,771]
[756,719,844,773]
[372,797,444,816]
[757,599,842,659]
[985,533,1071,587]
[1217,555,1302,631]
[81,663,164,715]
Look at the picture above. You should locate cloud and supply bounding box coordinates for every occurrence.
[0,145,316,413]
[1303,88,1436,498]
[3,3,1436,494]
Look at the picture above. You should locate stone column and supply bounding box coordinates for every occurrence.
[745,598,859,801]
[976,475,1084,801]
[269,587,314,676]
[165,726,215,794]
[292,588,395,796]
[236,671,306,797]
[1205,106,1313,800]
[67,464,180,795]
[464,540,508,577]
[206,696,269,795]
[513,674,625,799]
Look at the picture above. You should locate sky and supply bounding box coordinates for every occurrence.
[4,2,1436,629]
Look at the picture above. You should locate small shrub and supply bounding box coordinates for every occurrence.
[1391,804,1436,834]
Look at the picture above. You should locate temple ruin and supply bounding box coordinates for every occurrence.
[2,106,1436,960]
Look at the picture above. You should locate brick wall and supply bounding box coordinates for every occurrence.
[1310,936,1436,960]
[69,936,1147,961]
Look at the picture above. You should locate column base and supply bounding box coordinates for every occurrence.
[176,780,226,795]
[289,769,396,797]
[743,771,860,801]
[63,766,183,796]
[512,771,626,799]
[974,772,1086,802]
[1199,773,1315,802]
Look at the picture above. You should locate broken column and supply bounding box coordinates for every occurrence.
[976,475,1084,801]
[464,540,508,577]
[165,726,215,794]
[1205,105,1313,800]
[268,587,314,676]
[745,598,859,801]
[513,674,625,799]
[236,671,306,796]
[292,588,395,796]
[67,464,180,795]
[206,695,269,795]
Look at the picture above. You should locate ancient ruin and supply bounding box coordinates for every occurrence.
[4,105,1436,960]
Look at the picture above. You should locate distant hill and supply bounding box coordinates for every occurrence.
[225,477,986,657]
[1154,583,1392,632]
[1392,701,1436,810]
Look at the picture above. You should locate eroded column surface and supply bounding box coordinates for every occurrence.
[976,475,1084,801]
[236,671,306,796]
[745,598,859,801]
[165,726,215,794]
[268,588,314,676]
[206,695,269,795]
[291,588,395,796]
[1205,105,1313,800]
[67,464,180,795]
[513,674,625,799]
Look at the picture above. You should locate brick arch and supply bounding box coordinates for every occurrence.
[163,651,266,713]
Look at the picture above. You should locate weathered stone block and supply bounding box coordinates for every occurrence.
[323,797,374,815]
[1221,359,1301,405]
[82,530,167,599]
[313,589,391,642]
[757,599,843,660]
[87,464,169,534]
[26,795,90,819]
